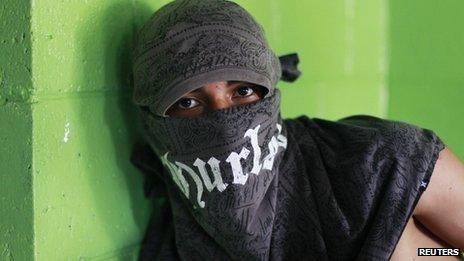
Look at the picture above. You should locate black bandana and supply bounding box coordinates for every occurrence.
[140,88,287,259]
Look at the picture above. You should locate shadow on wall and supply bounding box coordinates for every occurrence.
[73,2,158,258]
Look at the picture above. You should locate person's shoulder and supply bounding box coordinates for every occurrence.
[284,114,444,157]
[337,115,444,153]
[283,114,389,143]
[286,114,422,133]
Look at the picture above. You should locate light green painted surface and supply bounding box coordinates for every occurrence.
[32,0,133,96]
[32,96,149,259]
[388,0,464,158]
[31,0,152,259]
[0,0,34,260]
[237,0,388,119]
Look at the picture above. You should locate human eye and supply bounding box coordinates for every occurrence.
[177,98,200,109]
[234,85,255,97]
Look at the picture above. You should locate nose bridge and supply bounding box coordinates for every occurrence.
[203,81,232,111]
[210,96,232,111]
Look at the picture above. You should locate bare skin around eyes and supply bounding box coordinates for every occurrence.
[165,81,265,118]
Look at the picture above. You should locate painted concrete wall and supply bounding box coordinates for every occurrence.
[237,0,388,120]
[0,0,34,260]
[31,0,154,259]
[1,0,462,260]
[388,0,464,157]
[1,0,157,260]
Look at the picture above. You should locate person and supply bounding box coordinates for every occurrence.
[130,0,464,260]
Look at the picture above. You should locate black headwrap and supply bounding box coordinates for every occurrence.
[132,0,282,116]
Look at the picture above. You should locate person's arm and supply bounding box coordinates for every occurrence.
[413,147,464,249]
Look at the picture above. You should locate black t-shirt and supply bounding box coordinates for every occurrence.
[133,115,445,260]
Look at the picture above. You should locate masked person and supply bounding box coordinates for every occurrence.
[131,0,464,260]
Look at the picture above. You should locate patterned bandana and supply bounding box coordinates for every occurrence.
[140,88,288,259]
[132,0,281,116]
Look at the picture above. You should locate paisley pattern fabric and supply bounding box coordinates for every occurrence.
[269,115,444,260]
[133,0,281,116]
[140,89,289,260]
[136,112,444,260]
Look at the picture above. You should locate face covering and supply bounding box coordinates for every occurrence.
[139,87,287,259]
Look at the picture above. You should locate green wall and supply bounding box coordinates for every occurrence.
[1,0,463,260]
[1,0,34,260]
[2,0,157,259]
[237,0,388,120]
[31,0,155,259]
[388,0,464,157]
